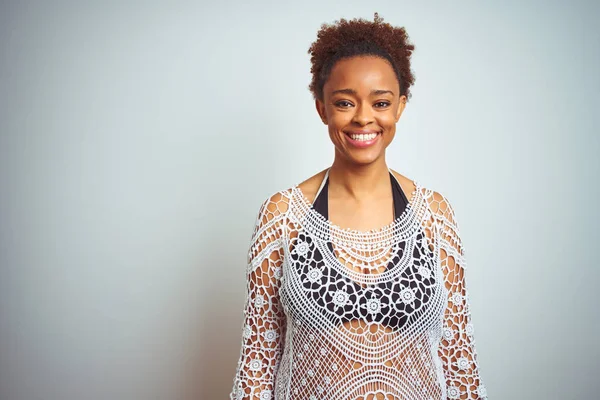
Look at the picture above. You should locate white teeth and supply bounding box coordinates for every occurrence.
[349,133,378,141]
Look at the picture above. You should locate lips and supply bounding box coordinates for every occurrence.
[343,130,382,148]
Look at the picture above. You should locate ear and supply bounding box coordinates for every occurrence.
[315,99,327,125]
[395,95,407,122]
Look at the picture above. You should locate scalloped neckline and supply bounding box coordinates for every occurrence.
[291,177,423,241]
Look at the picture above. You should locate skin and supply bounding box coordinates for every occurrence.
[298,55,417,233]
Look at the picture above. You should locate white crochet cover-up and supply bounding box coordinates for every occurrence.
[230,174,487,400]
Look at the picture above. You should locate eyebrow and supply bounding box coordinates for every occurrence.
[330,88,395,96]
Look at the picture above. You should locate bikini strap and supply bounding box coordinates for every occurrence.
[314,168,330,200]
[389,168,409,212]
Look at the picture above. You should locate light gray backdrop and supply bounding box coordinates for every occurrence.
[1,1,598,399]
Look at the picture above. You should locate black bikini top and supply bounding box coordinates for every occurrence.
[291,168,436,329]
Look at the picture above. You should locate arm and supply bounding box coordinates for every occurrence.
[434,192,487,399]
[230,192,288,400]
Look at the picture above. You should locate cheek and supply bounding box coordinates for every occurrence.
[381,112,398,142]
[380,111,398,126]
[327,127,343,145]
[327,110,352,128]
[326,114,351,139]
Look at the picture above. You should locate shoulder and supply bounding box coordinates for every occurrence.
[429,191,458,223]
[251,168,331,229]
[388,168,453,218]
[250,190,292,246]
[253,169,324,226]
[255,190,292,224]
[256,168,330,209]
[295,168,330,204]
[410,179,459,227]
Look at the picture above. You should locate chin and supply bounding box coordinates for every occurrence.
[348,143,387,164]
[345,151,384,166]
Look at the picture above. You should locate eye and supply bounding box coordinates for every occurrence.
[334,100,353,108]
[374,101,391,108]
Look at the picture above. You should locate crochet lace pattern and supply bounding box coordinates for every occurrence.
[230,180,487,400]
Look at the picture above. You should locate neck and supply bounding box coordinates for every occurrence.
[328,155,391,202]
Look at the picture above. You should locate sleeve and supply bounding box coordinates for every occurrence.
[435,193,488,399]
[229,192,288,400]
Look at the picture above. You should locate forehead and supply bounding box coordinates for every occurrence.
[325,56,399,94]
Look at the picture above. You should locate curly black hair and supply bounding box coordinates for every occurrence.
[307,12,416,102]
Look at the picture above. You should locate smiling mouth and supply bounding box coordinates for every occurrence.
[344,131,382,141]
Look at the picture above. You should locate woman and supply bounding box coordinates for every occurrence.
[230,12,487,400]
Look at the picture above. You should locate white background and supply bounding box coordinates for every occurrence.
[1,1,599,399]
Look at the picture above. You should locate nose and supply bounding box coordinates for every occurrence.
[351,102,374,126]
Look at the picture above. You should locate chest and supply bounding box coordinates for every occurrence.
[280,225,445,331]
[326,194,398,233]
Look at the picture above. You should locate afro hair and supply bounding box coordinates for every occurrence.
[307,12,416,102]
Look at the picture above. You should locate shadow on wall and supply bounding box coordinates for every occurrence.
[180,234,246,399]
[178,141,295,399]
